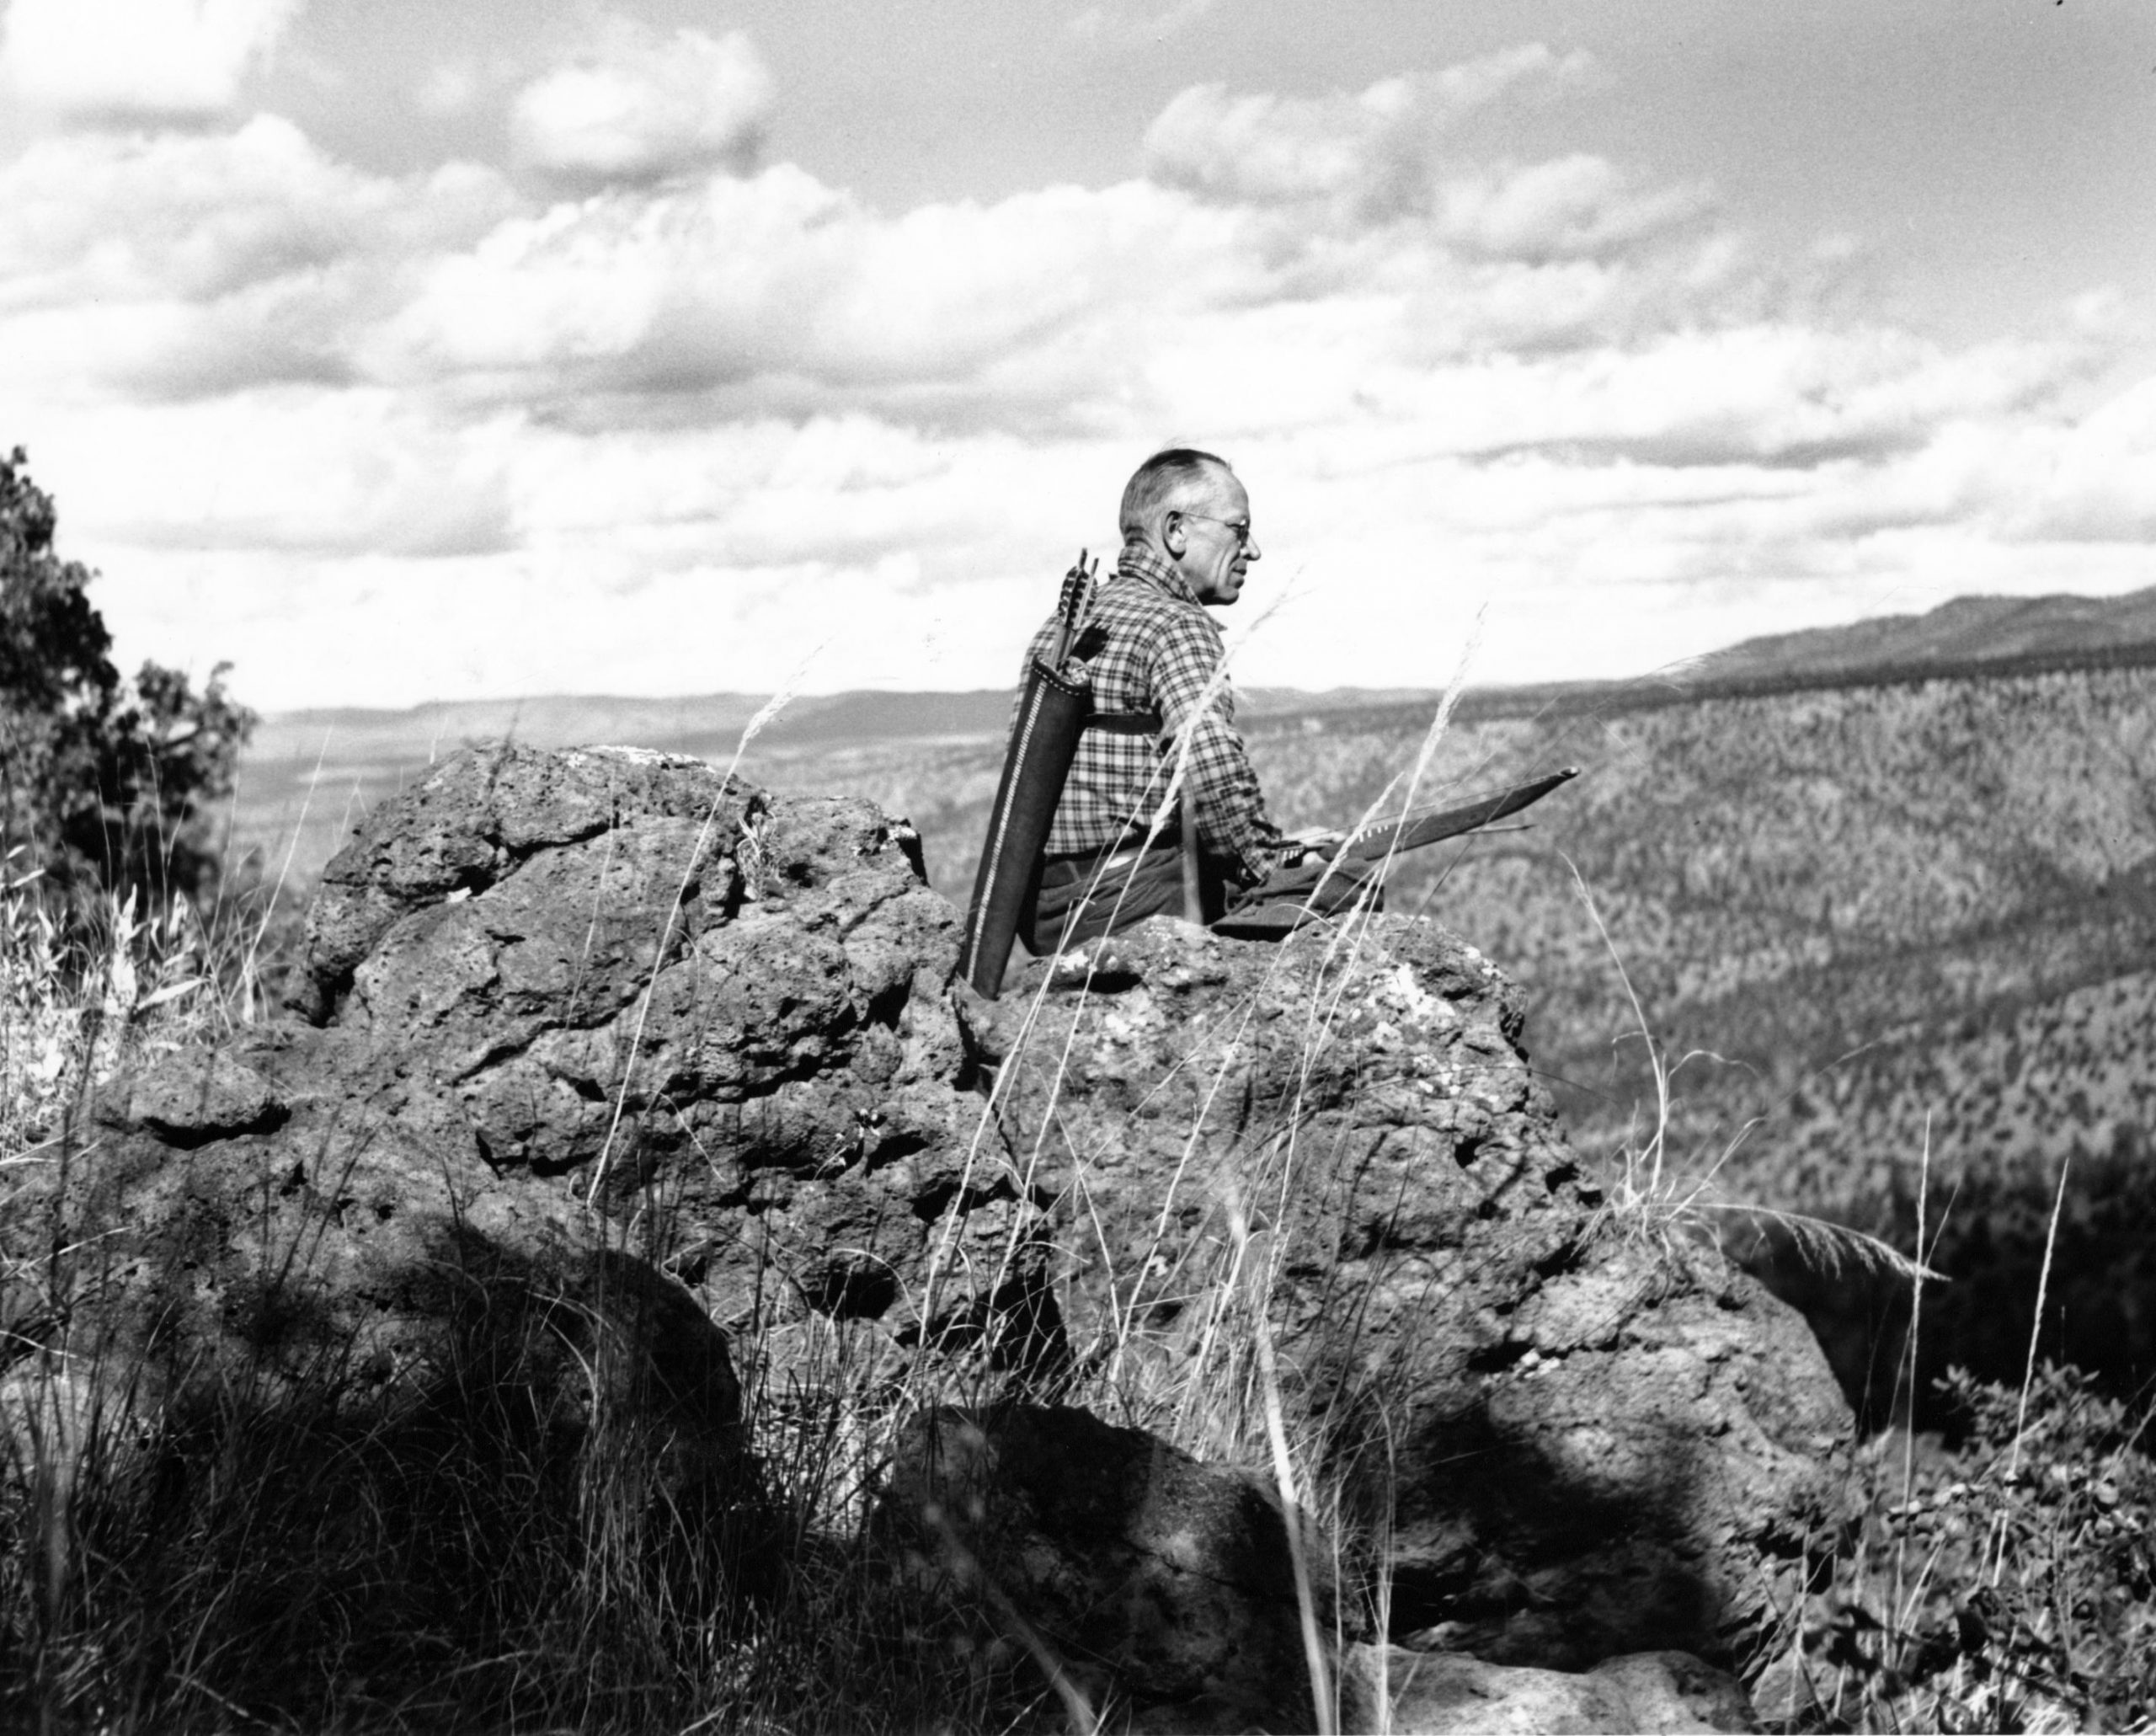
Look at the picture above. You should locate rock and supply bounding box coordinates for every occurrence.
[6,744,1045,1496]
[881,1404,1327,1733]
[982,916,1854,1667]
[1343,1644,1757,1733]
[96,1049,283,1146]
[0,1366,129,1505]
[1742,1646,1819,1727]
[24,1074,744,1497]
[292,742,1052,1358]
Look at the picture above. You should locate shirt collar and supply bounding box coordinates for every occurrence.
[1117,540,1201,606]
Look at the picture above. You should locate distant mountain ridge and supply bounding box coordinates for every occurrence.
[253,685,1457,755]
[254,585,2156,751]
[1690,583,2156,684]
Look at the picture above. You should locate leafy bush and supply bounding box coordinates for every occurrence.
[1775,1362,2156,1732]
[1,447,255,914]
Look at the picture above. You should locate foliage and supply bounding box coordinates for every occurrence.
[1778,1362,2156,1733]
[1,447,256,914]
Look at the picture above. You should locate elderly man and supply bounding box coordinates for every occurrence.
[1018,447,1346,955]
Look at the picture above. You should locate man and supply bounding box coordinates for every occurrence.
[1019,447,1347,954]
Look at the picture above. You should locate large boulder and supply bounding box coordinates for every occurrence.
[291,741,1052,1355]
[973,916,1853,1669]
[3,745,1053,1473]
[67,1054,741,1493]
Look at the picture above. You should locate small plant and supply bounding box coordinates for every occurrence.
[1567,860,1938,1301]
[1776,1362,2156,1733]
[0,855,252,1156]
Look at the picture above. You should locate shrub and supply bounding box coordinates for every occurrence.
[0,447,255,916]
[1775,1361,2156,1732]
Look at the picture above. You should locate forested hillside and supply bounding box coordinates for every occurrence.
[1344,668,2156,1414]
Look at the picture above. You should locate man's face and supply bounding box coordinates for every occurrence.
[1166,470,1261,607]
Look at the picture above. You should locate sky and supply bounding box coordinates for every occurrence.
[3,0,2153,713]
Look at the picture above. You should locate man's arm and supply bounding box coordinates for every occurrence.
[1146,609,1282,884]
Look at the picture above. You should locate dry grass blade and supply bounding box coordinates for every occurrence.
[1225,1188,1333,1736]
[1991,1156,2072,1589]
[1698,1203,1945,1285]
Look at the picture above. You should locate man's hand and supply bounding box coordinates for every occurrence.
[1278,826,1345,868]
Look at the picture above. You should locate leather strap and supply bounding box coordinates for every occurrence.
[1083,708,1163,735]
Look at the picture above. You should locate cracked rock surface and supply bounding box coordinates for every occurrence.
[978,916,1852,1669]
[290,743,1043,1347]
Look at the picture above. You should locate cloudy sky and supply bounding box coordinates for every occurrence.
[4,0,2153,713]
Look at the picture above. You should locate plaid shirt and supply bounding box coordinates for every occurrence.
[1017,542,1283,884]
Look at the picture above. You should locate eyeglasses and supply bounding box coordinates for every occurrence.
[1177,512,1254,548]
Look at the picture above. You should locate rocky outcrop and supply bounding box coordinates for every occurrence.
[881,1403,1762,1733]
[291,743,1047,1354]
[5,745,1051,1495]
[5,742,1854,1716]
[973,918,1853,1668]
[1343,1645,1757,1733]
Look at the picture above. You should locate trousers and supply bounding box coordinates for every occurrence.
[1027,841,1222,956]
[1026,842,1383,957]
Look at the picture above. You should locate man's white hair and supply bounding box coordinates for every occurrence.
[1119,447,1232,542]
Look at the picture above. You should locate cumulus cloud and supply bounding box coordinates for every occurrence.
[1144,48,1591,218]
[0,0,296,125]
[65,388,518,558]
[0,42,1964,445]
[0,115,516,399]
[2015,373,2156,542]
[1438,155,1713,262]
[510,19,771,188]
[366,168,1269,435]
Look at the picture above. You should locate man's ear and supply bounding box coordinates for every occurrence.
[1161,510,1187,557]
